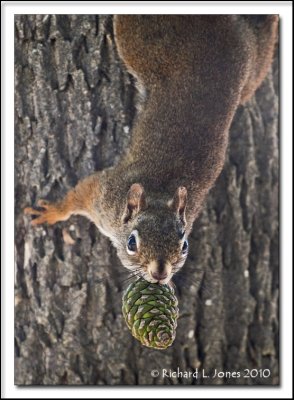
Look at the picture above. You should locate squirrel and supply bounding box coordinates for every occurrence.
[24,15,278,284]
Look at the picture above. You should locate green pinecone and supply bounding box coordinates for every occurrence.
[122,278,179,349]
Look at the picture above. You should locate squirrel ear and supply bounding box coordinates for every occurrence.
[169,186,187,225]
[122,183,146,224]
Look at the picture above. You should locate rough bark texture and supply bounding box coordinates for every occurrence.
[15,15,279,385]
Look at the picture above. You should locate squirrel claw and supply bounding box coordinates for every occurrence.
[24,200,60,225]
[24,206,42,216]
[37,199,50,209]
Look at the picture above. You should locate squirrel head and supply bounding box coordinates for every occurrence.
[115,184,189,284]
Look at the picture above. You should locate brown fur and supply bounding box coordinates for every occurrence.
[25,15,278,283]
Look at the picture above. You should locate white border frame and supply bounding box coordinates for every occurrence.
[2,1,293,398]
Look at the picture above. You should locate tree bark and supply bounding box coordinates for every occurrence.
[15,15,279,385]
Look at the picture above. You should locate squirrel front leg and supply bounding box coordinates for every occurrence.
[24,174,100,226]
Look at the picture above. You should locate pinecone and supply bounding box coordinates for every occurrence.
[122,278,179,349]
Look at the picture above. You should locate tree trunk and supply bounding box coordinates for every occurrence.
[15,15,279,385]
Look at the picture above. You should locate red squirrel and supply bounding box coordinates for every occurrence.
[25,15,278,284]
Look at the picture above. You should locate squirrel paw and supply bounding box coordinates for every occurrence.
[24,200,62,226]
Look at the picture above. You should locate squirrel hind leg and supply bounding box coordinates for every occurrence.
[113,15,193,85]
[114,15,162,85]
[240,15,279,104]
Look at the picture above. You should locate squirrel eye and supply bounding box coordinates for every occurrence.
[182,239,188,254]
[127,234,137,254]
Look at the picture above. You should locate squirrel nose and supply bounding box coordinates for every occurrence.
[151,271,168,281]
